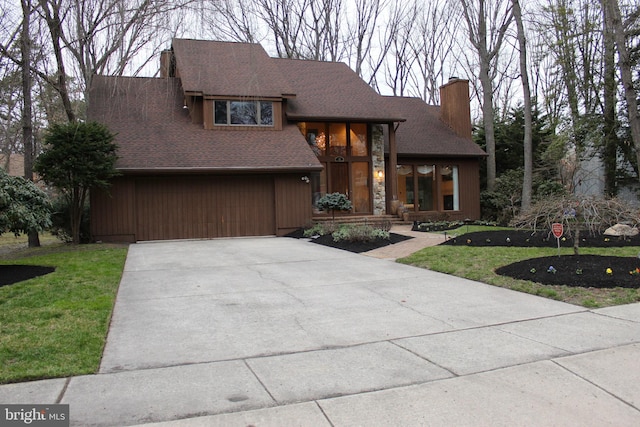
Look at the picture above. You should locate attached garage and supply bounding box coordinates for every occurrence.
[91,174,310,242]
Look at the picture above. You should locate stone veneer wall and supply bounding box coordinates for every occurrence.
[371,124,386,215]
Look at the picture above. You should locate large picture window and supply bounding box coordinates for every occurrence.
[214,100,273,126]
[299,122,372,214]
[397,164,458,212]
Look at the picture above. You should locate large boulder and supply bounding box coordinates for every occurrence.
[604,223,639,237]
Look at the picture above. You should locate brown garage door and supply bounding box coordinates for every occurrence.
[135,175,275,241]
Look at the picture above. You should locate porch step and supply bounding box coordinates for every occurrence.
[311,215,401,228]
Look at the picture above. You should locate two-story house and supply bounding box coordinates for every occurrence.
[89,39,485,242]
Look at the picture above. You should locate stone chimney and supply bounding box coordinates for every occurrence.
[439,78,472,140]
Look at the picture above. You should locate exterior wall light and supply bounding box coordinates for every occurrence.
[377,170,384,179]
[301,176,310,183]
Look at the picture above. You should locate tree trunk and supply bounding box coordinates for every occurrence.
[604,0,640,181]
[512,0,533,210]
[38,0,76,123]
[602,1,618,196]
[459,0,512,192]
[480,58,497,192]
[21,0,40,248]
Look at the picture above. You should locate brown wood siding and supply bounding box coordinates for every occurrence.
[439,79,472,139]
[456,158,481,219]
[186,96,204,125]
[275,175,313,235]
[203,99,213,129]
[135,175,276,241]
[90,177,136,242]
[393,157,481,221]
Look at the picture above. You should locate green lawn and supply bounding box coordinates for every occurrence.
[398,239,640,308]
[0,244,127,384]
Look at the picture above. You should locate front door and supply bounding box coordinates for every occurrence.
[301,121,372,215]
[330,162,349,196]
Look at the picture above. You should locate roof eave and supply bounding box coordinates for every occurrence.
[391,152,488,158]
[286,113,406,123]
[116,165,324,174]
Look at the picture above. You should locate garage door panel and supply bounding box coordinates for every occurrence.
[135,176,275,241]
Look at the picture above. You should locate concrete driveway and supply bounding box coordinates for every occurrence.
[3,236,640,426]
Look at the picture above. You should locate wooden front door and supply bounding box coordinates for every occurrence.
[329,162,349,196]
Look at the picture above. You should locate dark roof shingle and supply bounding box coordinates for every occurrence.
[382,96,486,157]
[275,58,404,122]
[88,75,321,172]
[172,39,294,98]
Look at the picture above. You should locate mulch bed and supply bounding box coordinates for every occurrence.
[308,233,412,253]
[496,255,640,289]
[0,265,55,287]
[442,229,640,248]
[449,230,640,289]
[297,228,640,289]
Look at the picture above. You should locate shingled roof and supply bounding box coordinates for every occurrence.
[274,58,405,122]
[89,40,482,173]
[88,75,322,172]
[171,39,294,98]
[382,96,486,158]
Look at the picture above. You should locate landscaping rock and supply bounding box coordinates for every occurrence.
[604,224,639,237]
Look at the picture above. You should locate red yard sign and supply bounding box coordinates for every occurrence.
[552,223,564,238]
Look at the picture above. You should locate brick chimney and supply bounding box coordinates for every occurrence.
[439,78,472,140]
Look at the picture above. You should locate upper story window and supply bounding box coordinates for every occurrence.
[214,100,273,126]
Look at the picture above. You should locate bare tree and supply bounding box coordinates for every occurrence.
[410,0,461,104]
[0,56,22,171]
[255,0,309,58]
[459,0,514,191]
[364,1,406,90]
[203,0,263,43]
[602,0,618,195]
[384,3,417,96]
[602,0,640,181]
[21,0,41,246]
[303,0,343,61]
[344,0,386,79]
[512,0,533,210]
[37,0,76,122]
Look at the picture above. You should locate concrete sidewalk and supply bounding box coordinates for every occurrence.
[1,236,640,426]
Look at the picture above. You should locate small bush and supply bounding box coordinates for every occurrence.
[331,224,390,243]
[316,193,352,219]
[303,222,340,237]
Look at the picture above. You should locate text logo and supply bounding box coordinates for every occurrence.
[1,405,69,426]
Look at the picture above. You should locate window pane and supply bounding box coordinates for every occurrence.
[311,169,327,214]
[329,123,347,157]
[417,165,434,211]
[260,102,273,125]
[350,123,368,156]
[397,165,414,209]
[305,125,326,156]
[230,101,257,124]
[441,165,459,211]
[214,101,228,124]
[352,162,370,213]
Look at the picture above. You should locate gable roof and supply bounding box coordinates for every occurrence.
[382,96,486,158]
[274,58,404,122]
[172,39,294,98]
[88,75,322,172]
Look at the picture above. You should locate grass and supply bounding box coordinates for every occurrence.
[0,242,127,384]
[398,227,640,308]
